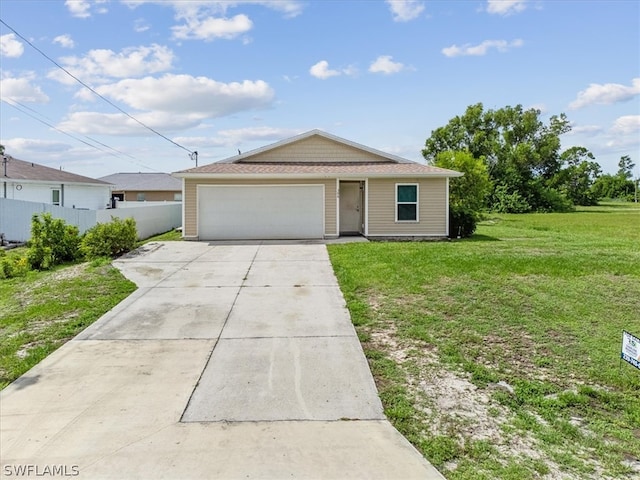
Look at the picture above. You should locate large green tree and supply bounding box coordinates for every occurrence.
[551,146,601,206]
[433,150,492,212]
[423,103,573,212]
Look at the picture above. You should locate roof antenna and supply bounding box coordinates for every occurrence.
[238,149,241,155]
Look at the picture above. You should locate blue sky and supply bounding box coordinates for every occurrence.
[1,0,638,178]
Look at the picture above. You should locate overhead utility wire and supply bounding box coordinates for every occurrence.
[7,99,138,161]
[0,18,195,157]
[4,100,161,172]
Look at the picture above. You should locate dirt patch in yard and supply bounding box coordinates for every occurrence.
[364,318,604,480]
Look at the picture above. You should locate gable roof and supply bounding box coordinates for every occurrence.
[2,156,110,185]
[99,172,182,191]
[175,130,462,178]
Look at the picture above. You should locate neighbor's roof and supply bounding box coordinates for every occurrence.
[2,156,111,185]
[99,172,182,191]
[175,130,462,178]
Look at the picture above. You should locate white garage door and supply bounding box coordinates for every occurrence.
[198,185,325,240]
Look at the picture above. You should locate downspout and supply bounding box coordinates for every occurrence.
[61,184,65,207]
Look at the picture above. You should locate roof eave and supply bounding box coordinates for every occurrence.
[173,172,462,180]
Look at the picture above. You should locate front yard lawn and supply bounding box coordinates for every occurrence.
[0,260,136,389]
[328,203,640,480]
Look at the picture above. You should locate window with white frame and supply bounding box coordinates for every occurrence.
[174,192,182,201]
[137,192,146,201]
[52,189,61,206]
[396,184,418,221]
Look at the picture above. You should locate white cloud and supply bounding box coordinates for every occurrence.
[0,34,24,58]
[0,74,49,103]
[568,124,603,136]
[486,0,527,16]
[64,0,107,18]
[2,138,71,155]
[309,60,341,79]
[569,78,640,110]
[610,115,640,135]
[386,0,425,22]
[442,38,523,57]
[65,0,91,18]
[134,19,151,32]
[57,111,202,136]
[172,14,253,41]
[53,34,75,49]
[527,103,548,114]
[93,74,273,114]
[175,126,303,148]
[369,55,405,74]
[124,1,303,41]
[48,44,175,85]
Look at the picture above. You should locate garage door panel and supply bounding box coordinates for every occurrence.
[198,185,324,240]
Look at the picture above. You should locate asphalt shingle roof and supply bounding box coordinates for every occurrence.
[2,156,110,185]
[98,172,182,191]
[178,162,459,176]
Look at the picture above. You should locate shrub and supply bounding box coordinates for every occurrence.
[81,217,137,259]
[491,185,531,213]
[27,213,81,270]
[0,251,30,279]
[449,206,477,238]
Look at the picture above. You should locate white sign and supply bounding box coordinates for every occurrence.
[622,331,640,370]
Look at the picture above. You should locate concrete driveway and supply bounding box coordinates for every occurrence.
[1,242,444,479]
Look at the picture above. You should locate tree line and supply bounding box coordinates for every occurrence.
[423,104,638,227]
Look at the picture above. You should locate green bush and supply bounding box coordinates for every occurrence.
[81,217,137,259]
[491,185,531,213]
[27,213,81,270]
[449,206,477,238]
[0,250,31,279]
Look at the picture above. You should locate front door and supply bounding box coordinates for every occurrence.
[339,181,362,235]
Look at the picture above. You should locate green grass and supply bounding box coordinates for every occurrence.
[328,203,640,479]
[0,262,136,389]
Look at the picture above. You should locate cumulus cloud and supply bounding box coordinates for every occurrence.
[123,1,303,41]
[172,14,253,41]
[57,111,201,136]
[486,0,527,15]
[369,55,405,74]
[53,34,75,49]
[610,115,640,135]
[0,74,49,103]
[0,34,24,58]
[48,44,175,85]
[174,126,303,148]
[309,60,357,79]
[442,38,523,57]
[309,60,341,79]
[2,138,71,154]
[386,0,425,22]
[567,124,603,136]
[88,74,274,114]
[55,74,275,135]
[65,0,107,18]
[569,78,640,110]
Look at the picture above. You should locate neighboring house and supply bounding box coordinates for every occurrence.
[99,172,182,202]
[1,155,111,210]
[173,130,462,241]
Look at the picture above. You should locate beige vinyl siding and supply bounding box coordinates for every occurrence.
[184,178,336,238]
[242,136,391,163]
[367,178,447,236]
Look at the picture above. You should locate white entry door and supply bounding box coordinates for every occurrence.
[198,185,324,240]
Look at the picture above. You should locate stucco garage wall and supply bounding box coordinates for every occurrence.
[367,178,447,236]
[184,178,337,238]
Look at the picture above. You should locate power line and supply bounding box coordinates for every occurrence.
[0,18,196,157]
[3,100,161,172]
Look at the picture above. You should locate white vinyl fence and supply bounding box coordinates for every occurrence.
[0,198,182,242]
